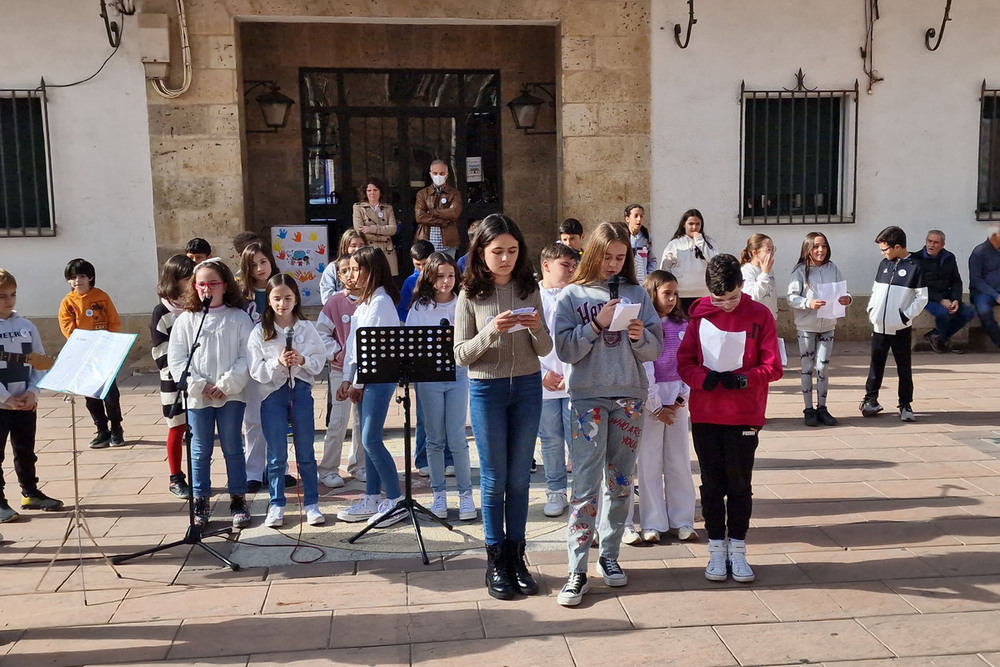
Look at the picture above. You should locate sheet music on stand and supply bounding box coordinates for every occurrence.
[38,330,136,398]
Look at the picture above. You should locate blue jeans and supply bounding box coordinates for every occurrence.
[261,381,318,507]
[469,373,543,546]
[416,368,471,494]
[360,383,401,498]
[537,397,570,492]
[188,401,247,498]
[971,292,1000,346]
[413,392,453,469]
[924,300,976,342]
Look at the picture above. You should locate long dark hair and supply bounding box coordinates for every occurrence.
[261,274,305,342]
[185,258,244,311]
[414,252,461,307]
[238,241,279,300]
[156,254,195,301]
[463,213,538,300]
[572,221,637,286]
[643,270,686,323]
[624,203,650,242]
[795,231,832,288]
[352,245,401,305]
[671,208,714,259]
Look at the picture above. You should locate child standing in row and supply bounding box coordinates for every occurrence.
[660,209,717,312]
[0,269,64,522]
[406,253,476,521]
[320,229,369,304]
[740,234,777,318]
[59,259,126,448]
[249,275,327,528]
[316,254,363,487]
[625,205,656,283]
[558,218,585,258]
[336,246,406,527]
[455,214,551,601]
[167,258,254,529]
[151,254,195,498]
[787,232,852,427]
[536,243,579,518]
[636,270,696,543]
[554,222,663,606]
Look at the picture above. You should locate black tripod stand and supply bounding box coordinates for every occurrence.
[113,302,240,571]
[347,325,455,564]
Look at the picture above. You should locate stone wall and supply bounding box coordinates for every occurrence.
[144,0,653,265]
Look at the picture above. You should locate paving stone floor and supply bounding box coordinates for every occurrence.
[2,343,1000,666]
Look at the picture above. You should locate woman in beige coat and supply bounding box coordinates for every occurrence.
[353,176,399,275]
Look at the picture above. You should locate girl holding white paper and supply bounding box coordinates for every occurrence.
[786,232,853,427]
[553,222,663,606]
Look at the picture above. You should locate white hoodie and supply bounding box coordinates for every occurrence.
[659,234,717,298]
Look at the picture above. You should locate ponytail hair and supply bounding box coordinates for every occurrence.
[740,233,772,266]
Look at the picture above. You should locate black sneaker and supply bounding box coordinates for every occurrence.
[557,572,589,606]
[89,430,111,449]
[109,427,127,447]
[816,406,839,426]
[803,408,819,427]
[597,556,628,587]
[860,398,883,417]
[168,479,192,499]
[924,331,947,354]
[230,495,251,529]
[530,459,537,473]
[283,474,297,489]
[21,491,64,511]
[0,500,19,523]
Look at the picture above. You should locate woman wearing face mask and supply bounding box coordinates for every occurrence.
[354,176,399,276]
[660,208,718,312]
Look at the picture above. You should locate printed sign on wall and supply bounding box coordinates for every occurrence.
[271,225,328,306]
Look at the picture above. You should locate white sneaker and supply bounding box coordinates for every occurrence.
[430,491,448,519]
[676,525,698,541]
[264,505,284,528]
[705,539,728,581]
[458,491,477,520]
[305,504,325,526]
[320,473,345,489]
[728,539,755,583]
[543,491,568,517]
[641,529,660,543]
[351,469,367,483]
[336,494,379,522]
[417,467,429,477]
[899,405,916,422]
[444,465,456,477]
[622,525,642,545]
[369,497,406,527]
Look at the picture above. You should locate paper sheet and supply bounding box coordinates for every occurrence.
[609,302,641,332]
[507,307,536,333]
[699,319,746,372]
[38,329,136,399]
[815,281,848,320]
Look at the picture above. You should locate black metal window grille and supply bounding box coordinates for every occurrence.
[977,81,1000,220]
[0,84,55,237]
[739,76,859,225]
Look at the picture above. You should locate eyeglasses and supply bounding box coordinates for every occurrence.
[195,281,224,289]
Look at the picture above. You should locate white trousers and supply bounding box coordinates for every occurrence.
[318,382,364,477]
[635,405,696,532]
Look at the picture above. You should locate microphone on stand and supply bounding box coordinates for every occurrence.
[608,274,619,301]
[440,318,450,327]
[201,294,213,312]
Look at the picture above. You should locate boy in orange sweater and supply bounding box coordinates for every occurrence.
[58,258,125,448]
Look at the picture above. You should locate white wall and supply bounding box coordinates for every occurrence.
[0,1,157,317]
[651,0,1000,293]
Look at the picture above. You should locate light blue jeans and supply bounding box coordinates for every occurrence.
[416,367,471,494]
[188,401,247,498]
[261,381,318,507]
[360,383,401,499]
[538,397,570,492]
[469,373,543,546]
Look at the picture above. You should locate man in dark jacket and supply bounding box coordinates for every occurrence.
[911,230,975,353]
[414,160,463,258]
[969,224,1000,349]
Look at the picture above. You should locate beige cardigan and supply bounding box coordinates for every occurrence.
[353,202,399,275]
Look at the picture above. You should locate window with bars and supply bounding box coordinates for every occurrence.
[739,75,858,225]
[0,86,55,236]
[977,82,1000,220]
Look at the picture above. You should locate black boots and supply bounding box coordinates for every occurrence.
[485,543,516,600]
[505,539,539,596]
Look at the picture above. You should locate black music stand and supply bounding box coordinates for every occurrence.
[347,325,456,564]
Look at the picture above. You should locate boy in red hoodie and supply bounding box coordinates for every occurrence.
[677,254,782,584]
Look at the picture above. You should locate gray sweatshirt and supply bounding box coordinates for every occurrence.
[786,262,850,333]
[554,281,664,401]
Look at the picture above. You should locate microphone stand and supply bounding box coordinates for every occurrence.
[113,296,241,570]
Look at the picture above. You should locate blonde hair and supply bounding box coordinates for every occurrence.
[571,222,636,285]
[0,269,15,290]
[740,233,772,265]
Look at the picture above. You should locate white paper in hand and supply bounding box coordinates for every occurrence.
[609,302,641,332]
[507,307,536,333]
[815,281,848,319]
[699,319,746,372]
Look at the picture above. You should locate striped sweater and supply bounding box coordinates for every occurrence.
[150,299,185,427]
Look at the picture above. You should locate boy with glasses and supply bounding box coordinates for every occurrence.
[860,226,928,421]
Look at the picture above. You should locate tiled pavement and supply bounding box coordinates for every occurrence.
[2,343,1000,666]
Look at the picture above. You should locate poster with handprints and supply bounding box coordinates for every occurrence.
[271,225,328,306]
